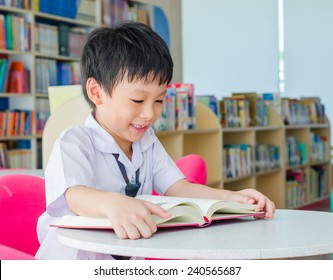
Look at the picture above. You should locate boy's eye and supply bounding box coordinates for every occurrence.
[156,100,164,104]
[131,99,143,103]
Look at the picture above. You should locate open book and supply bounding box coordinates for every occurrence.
[51,195,264,230]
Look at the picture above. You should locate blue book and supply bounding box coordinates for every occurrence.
[0,58,8,92]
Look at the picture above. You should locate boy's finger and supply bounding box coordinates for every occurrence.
[136,219,156,238]
[113,225,128,240]
[144,201,171,218]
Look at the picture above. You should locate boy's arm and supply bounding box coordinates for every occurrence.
[65,186,170,239]
[165,179,275,218]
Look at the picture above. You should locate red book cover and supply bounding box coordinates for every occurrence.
[0,14,6,50]
[7,61,25,93]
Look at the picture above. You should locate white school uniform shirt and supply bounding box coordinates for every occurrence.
[36,112,185,260]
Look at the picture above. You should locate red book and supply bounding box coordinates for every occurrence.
[7,61,25,93]
[51,195,264,230]
[0,14,6,50]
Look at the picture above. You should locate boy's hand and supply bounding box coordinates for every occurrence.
[106,194,171,240]
[226,189,275,218]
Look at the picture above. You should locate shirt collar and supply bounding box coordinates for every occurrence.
[84,112,158,155]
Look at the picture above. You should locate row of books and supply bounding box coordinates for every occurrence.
[286,169,306,208]
[197,93,327,127]
[0,13,31,51]
[0,109,35,136]
[197,92,278,128]
[309,166,328,200]
[223,144,254,178]
[286,136,307,167]
[286,166,328,208]
[286,133,327,167]
[223,144,280,179]
[0,140,32,168]
[0,0,31,9]
[309,132,327,163]
[0,59,30,93]
[35,22,89,58]
[1,0,149,26]
[281,97,326,125]
[153,83,195,132]
[36,59,81,94]
[102,0,151,26]
[36,0,79,19]
[0,98,50,137]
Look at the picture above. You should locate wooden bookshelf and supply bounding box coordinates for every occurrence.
[220,108,331,209]
[0,0,182,169]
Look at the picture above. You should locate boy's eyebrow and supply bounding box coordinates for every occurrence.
[158,90,167,97]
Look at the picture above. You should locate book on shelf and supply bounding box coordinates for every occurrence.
[38,0,79,19]
[300,96,326,124]
[231,92,268,127]
[1,13,30,52]
[196,95,221,120]
[223,144,254,178]
[0,14,5,50]
[6,61,29,93]
[261,92,281,115]
[310,166,328,199]
[168,83,196,130]
[0,142,9,168]
[0,57,9,92]
[76,0,97,22]
[51,195,263,230]
[222,96,251,128]
[286,169,306,208]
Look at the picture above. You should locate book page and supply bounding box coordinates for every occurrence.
[137,195,256,221]
[137,195,209,214]
[153,205,205,226]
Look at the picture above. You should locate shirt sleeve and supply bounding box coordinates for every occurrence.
[151,139,185,195]
[45,127,96,216]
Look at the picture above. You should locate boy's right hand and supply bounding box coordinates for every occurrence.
[106,193,171,240]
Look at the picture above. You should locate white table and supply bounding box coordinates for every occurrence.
[0,169,44,178]
[57,209,333,259]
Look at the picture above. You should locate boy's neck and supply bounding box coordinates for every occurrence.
[93,111,133,160]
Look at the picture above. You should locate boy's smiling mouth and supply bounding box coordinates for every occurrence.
[132,123,148,129]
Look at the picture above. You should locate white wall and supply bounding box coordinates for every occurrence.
[182,0,279,97]
[284,0,333,127]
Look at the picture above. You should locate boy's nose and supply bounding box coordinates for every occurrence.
[140,105,155,120]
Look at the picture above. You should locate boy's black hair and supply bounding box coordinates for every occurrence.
[80,21,174,109]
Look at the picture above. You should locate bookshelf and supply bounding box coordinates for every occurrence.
[0,0,182,169]
[220,109,286,208]
[221,105,331,209]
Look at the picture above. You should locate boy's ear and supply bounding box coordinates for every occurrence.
[86,78,103,105]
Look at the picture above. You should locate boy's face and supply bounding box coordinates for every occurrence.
[94,79,167,152]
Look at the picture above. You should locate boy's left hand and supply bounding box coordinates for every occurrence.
[227,189,275,218]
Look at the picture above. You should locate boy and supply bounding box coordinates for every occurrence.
[36,22,275,260]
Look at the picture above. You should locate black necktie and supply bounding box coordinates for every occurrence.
[112,154,141,197]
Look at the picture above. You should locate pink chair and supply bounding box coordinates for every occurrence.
[175,154,207,185]
[152,154,207,195]
[0,244,35,260]
[0,174,46,257]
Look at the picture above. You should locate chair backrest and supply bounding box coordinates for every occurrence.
[42,94,90,168]
[0,174,46,256]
